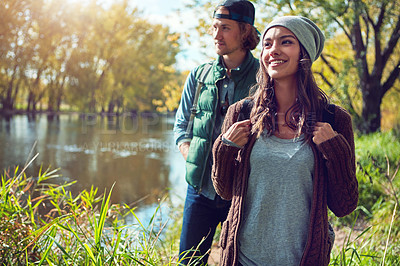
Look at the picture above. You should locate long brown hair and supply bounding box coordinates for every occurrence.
[249,44,329,143]
[238,22,260,50]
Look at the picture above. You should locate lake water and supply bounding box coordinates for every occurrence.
[0,112,187,224]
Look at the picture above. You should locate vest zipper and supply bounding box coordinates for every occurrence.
[197,75,225,194]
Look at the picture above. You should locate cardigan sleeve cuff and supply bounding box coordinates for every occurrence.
[221,136,243,149]
[317,134,352,162]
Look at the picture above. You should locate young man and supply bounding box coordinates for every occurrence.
[173,0,260,264]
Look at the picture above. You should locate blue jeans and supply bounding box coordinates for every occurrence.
[179,185,230,265]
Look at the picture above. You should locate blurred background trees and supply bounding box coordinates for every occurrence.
[0,0,181,113]
[1,0,399,133]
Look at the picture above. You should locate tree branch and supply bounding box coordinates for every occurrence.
[320,54,338,75]
[370,2,387,78]
[317,71,333,88]
[352,12,369,81]
[381,60,400,98]
[382,13,400,65]
[361,1,371,54]
[332,16,352,41]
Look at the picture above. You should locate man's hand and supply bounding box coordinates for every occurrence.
[179,142,191,161]
[312,122,337,145]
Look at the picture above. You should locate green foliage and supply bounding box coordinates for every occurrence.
[153,70,189,112]
[329,131,400,265]
[356,131,400,170]
[0,164,59,264]
[338,131,400,223]
[0,158,209,265]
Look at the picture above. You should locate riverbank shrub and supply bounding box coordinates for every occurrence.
[0,163,186,265]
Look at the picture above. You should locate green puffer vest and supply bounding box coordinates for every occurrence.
[186,52,259,192]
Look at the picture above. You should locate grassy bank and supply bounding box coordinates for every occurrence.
[1,131,399,265]
[0,165,183,264]
[329,130,400,265]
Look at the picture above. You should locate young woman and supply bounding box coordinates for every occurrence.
[212,16,358,266]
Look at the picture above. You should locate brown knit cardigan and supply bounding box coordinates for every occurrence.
[212,99,358,266]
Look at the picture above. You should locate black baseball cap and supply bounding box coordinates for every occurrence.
[213,0,256,26]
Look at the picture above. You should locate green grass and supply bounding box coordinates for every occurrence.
[0,130,399,265]
[0,158,192,265]
[329,130,400,265]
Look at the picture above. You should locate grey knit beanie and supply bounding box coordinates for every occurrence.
[263,16,325,62]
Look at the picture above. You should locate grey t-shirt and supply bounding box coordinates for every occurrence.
[238,134,314,265]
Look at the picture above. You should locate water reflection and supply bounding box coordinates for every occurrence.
[0,113,186,220]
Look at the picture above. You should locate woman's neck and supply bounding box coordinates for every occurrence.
[274,79,298,113]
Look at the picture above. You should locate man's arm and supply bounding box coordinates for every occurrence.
[178,141,190,161]
[173,68,198,159]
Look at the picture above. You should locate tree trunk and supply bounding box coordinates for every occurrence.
[2,66,18,112]
[107,101,115,113]
[56,77,66,112]
[56,92,62,112]
[48,96,54,112]
[27,92,34,112]
[2,94,14,112]
[361,83,382,133]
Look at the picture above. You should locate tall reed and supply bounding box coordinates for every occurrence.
[0,159,202,265]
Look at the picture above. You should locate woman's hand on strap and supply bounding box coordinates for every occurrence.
[222,119,251,147]
[312,122,337,145]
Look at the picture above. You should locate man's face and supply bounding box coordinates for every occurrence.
[212,9,243,56]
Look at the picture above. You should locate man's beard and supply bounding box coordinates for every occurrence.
[216,44,241,56]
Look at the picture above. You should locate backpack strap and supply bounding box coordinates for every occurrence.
[322,104,336,130]
[237,98,252,121]
[237,101,336,130]
[185,62,213,137]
